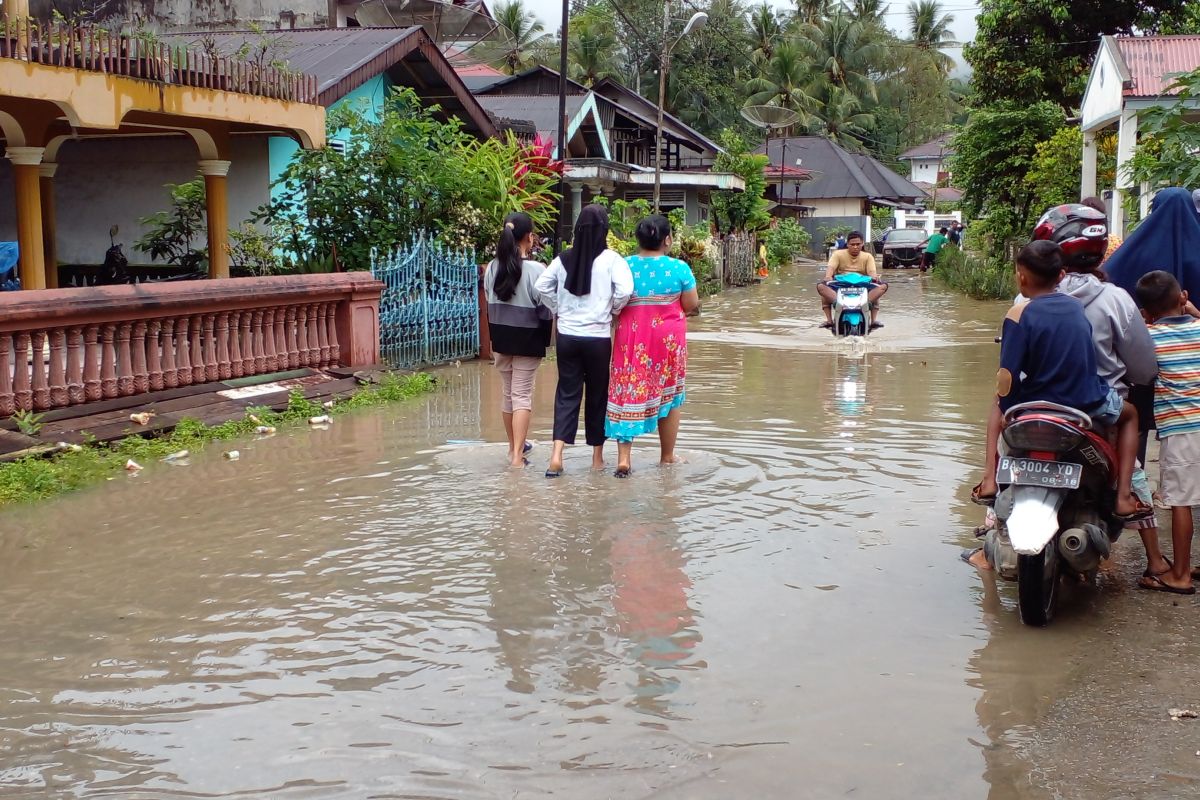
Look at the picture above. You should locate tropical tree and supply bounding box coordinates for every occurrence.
[794,0,833,26]
[748,1,784,64]
[907,0,956,73]
[743,40,819,125]
[486,0,553,75]
[815,86,875,150]
[797,10,888,104]
[848,0,889,25]
[567,5,621,85]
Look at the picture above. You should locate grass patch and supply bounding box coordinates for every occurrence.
[933,246,1017,301]
[0,372,435,508]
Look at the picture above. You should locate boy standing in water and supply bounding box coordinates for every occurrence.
[1134,271,1200,595]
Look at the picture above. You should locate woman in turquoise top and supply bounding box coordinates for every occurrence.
[606,215,701,477]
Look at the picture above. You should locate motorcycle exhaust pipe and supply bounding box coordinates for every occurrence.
[1058,527,1100,573]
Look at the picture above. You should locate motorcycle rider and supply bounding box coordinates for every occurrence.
[965,241,1151,570]
[817,231,888,330]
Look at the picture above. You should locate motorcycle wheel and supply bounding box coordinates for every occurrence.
[1017,544,1059,626]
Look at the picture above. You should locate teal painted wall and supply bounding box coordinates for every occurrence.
[267,74,393,202]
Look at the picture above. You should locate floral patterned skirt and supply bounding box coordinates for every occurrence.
[605,299,687,442]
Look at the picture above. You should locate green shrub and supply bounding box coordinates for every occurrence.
[933,246,1016,300]
[764,219,812,268]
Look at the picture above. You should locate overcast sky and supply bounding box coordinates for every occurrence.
[521,0,981,75]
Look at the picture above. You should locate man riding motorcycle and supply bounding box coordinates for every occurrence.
[818,231,888,330]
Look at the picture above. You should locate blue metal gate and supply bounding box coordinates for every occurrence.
[372,236,480,369]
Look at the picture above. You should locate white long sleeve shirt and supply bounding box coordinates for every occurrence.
[534,249,634,338]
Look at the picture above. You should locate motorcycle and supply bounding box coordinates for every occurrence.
[830,272,874,337]
[981,401,1121,626]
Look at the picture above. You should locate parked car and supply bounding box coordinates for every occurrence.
[881,228,926,269]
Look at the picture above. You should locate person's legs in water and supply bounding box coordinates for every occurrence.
[506,357,538,467]
[868,281,888,328]
[817,281,836,326]
[580,336,611,470]
[548,334,585,475]
[496,355,517,461]
[657,405,685,465]
[616,440,632,476]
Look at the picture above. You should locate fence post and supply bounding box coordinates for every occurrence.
[420,235,431,365]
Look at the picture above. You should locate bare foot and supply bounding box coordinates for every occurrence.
[1114,492,1152,518]
[1145,555,1172,577]
[546,460,563,474]
[973,477,998,503]
[967,548,993,571]
[660,454,687,465]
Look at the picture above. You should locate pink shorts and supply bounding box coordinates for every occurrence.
[494,354,541,413]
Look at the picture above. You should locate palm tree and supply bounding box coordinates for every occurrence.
[487,0,553,75]
[567,7,620,85]
[816,86,875,149]
[848,0,889,25]
[794,0,833,27]
[797,10,888,104]
[748,2,783,63]
[908,0,957,73]
[743,40,818,126]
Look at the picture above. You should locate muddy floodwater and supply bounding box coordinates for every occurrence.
[2,267,1199,799]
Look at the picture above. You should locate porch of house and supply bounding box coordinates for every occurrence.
[0,15,392,432]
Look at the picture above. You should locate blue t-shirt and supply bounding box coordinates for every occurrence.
[997,292,1109,413]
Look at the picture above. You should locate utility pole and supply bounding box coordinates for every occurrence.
[555,0,570,252]
[652,0,671,212]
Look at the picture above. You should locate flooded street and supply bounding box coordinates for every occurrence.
[2,266,1198,799]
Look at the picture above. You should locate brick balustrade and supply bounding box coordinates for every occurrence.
[0,274,383,416]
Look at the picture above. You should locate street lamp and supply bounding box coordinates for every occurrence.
[652,8,707,211]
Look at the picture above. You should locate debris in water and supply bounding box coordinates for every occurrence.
[309,415,332,425]
[1169,708,1198,720]
[162,450,189,463]
[815,585,839,591]
[223,450,240,461]
[124,459,143,472]
[254,425,277,435]
[129,412,154,425]
[323,400,335,409]
[249,413,262,424]
[57,442,83,452]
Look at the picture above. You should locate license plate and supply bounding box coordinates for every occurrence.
[997,457,1081,489]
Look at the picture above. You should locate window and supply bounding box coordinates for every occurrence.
[328,139,348,155]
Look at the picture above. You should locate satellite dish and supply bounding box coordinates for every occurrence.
[740,105,801,131]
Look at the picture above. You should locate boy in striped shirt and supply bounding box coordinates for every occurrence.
[1135,271,1200,594]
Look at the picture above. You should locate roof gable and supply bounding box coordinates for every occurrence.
[591,78,720,155]
[163,27,497,137]
[898,133,954,161]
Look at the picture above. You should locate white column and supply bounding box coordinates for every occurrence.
[570,184,583,224]
[1113,109,1138,240]
[1081,130,1098,200]
[1140,180,1152,219]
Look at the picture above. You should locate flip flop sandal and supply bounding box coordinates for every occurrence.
[544,468,563,479]
[960,547,982,564]
[1144,557,1173,578]
[820,321,833,329]
[614,467,631,479]
[1113,502,1156,524]
[1139,574,1197,595]
[522,441,533,454]
[970,482,997,507]
[870,321,884,329]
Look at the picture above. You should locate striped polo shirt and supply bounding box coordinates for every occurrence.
[1148,315,1200,436]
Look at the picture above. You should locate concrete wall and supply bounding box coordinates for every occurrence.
[0,135,271,265]
[807,197,866,218]
[795,215,870,254]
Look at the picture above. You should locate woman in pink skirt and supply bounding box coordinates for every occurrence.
[606,215,701,477]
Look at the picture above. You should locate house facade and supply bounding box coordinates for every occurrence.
[1081,34,1200,238]
[898,134,954,185]
[759,136,925,244]
[470,66,743,226]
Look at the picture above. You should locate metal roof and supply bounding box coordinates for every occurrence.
[474,95,588,140]
[759,136,923,202]
[1113,35,1200,97]
[162,26,496,137]
[898,133,955,161]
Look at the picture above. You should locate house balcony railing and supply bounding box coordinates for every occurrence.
[0,16,318,103]
[0,274,383,415]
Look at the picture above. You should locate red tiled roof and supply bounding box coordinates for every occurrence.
[765,165,812,179]
[453,62,503,76]
[1114,35,1200,97]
